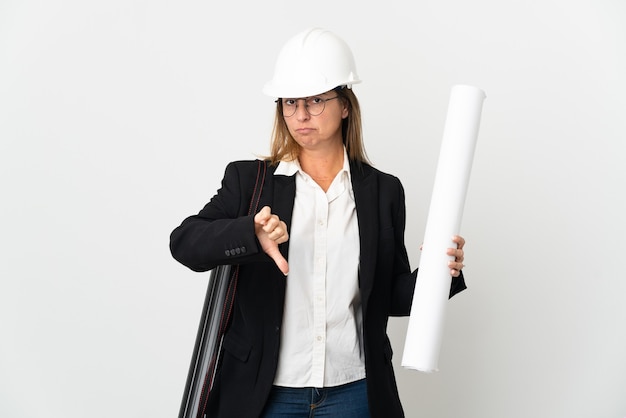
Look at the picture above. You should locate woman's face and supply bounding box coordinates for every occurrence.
[281,90,349,151]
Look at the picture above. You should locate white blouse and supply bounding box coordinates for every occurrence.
[272,149,365,388]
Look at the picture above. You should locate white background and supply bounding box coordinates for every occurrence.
[1,1,625,417]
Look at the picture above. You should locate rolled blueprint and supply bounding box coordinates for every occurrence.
[401,84,485,372]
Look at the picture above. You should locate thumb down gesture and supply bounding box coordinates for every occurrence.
[254,206,289,275]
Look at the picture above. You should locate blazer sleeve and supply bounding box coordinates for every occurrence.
[169,161,269,272]
[388,177,419,315]
[388,175,466,316]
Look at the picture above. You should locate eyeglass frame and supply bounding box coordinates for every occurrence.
[275,95,341,117]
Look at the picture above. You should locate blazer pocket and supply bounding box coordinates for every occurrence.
[222,330,252,363]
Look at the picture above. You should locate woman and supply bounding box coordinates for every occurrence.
[170,27,467,418]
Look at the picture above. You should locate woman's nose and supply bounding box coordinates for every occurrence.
[294,99,310,120]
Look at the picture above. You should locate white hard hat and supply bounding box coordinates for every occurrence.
[263,28,361,98]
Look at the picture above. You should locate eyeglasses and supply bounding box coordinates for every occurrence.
[277,96,340,117]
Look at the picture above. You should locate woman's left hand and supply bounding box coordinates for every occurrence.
[447,235,465,277]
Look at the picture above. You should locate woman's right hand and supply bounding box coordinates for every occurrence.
[254,206,290,275]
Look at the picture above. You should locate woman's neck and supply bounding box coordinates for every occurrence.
[298,142,345,192]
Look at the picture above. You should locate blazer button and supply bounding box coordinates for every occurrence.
[235,247,241,255]
[241,246,246,254]
[224,249,231,256]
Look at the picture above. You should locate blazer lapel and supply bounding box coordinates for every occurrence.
[255,168,296,321]
[271,171,296,261]
[350,162,378,317]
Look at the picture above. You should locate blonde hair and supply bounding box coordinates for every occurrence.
[266,87,370,166]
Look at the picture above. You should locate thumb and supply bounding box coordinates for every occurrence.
[264,245,289,276]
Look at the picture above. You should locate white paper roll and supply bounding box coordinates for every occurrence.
[401,84,485,372]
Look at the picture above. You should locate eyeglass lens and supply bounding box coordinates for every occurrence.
[281,97,334,117]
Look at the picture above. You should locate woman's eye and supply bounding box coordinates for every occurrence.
[310,97,323,104]
[284,99,296,106]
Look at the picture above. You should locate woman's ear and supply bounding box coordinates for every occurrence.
[342,103,349,119]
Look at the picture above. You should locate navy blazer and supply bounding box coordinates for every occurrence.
[170,159,466,418]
